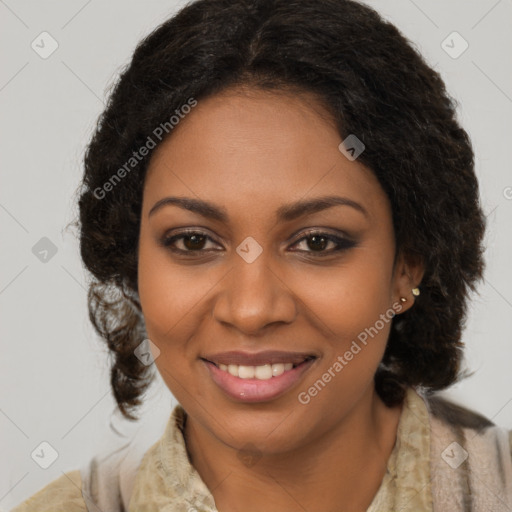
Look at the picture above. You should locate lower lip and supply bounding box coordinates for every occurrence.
[203,359,316,403]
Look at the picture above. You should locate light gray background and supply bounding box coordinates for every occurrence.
[1,0,511,509]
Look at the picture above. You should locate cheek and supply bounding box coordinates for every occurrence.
[289,249,395,401]
[291,252,394,341]
[137,236,201,395]
[294,287,393,415]
[137,229,210,338]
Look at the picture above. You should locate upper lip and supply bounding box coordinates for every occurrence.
[202,350,317,366]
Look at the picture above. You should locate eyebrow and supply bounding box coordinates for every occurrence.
[148,195,368,222]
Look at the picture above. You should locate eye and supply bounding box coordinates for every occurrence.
[289,230,356,256]
[160,229,356,257]
[161,230,221,254]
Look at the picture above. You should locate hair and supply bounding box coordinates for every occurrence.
[78,0,486,420]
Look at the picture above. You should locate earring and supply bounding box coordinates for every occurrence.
[400,297,407,303]
[412,287,420,296]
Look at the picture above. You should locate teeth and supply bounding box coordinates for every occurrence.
[272,363,285,377]
[255,364,272,379]
[217,362,295,380]
[239,365,255,379]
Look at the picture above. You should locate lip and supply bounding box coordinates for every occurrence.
[202,357,317,403]
[202,350,316,366]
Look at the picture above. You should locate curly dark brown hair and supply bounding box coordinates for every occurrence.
[78,0,486,420]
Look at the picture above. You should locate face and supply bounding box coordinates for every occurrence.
[138,86,416,455]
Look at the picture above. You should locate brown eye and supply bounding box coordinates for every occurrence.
[306,235,328,251]
[161,230,221,254]
[183,234,207,250]
[290,231,357,256]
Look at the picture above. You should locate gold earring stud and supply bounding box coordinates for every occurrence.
[412,287,420,296]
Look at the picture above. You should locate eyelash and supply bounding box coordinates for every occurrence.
[160,229,356,257]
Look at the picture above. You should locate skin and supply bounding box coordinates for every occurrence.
[138,86,424,512]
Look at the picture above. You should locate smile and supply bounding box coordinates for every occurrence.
[201,353,317,403]
[216,362,295,380]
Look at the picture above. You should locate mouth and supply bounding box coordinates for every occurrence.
[200,351,318,403]
[201,357,316,380]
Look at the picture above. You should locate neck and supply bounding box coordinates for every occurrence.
[183,386,403,512]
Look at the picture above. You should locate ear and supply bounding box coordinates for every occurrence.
[392,250,425,313]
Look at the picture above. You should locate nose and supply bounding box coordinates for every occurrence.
[212,253,297,335]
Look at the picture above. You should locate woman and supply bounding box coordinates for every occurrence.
[12,0,512,510]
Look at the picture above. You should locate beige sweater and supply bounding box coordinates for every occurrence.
[11,388,512,511]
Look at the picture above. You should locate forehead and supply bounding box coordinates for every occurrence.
[143,87,389,224]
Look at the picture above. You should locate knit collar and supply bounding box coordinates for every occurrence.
[129,387,433,511]
[367,387,432,511]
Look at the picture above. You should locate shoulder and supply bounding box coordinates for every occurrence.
[10,470,87,512]
[421,391,512,509]
[424,391,512,460]
[425,392,512,457]
[426,392,495,430]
